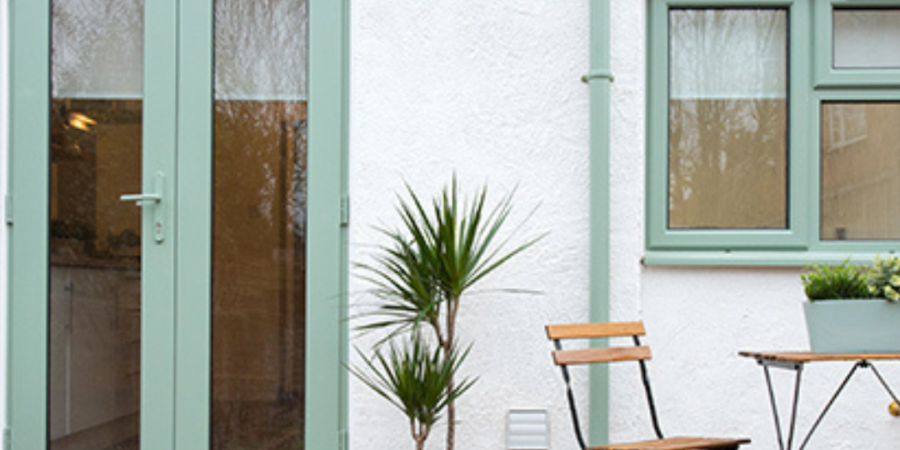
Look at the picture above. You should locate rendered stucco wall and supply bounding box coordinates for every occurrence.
[349,1,592,448]
[350,1,900,450]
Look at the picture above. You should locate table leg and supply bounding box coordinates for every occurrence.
[795,362,862,450]
[869,362,900,407]
[759,360,863,450]
[763,363,803,450]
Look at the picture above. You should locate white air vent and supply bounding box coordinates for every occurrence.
[507,409,549,450]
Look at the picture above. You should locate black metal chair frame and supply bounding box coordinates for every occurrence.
[551,335,664,450]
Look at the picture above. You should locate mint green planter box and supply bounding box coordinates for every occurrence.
[804,300,900,353]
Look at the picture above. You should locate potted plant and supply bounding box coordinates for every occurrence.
[352,177,539,450]
[802,257,900,353]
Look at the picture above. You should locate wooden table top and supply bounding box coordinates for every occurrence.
[739,351,900,363]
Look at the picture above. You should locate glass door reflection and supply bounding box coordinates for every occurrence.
[212,1,309,449]
[49,2,144,449]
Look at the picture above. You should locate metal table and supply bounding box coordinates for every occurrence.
[739,351,900,450]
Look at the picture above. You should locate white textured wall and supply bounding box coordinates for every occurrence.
[349,1,591,449]
[351,1,900,450]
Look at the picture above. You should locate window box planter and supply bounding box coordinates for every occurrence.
[804,300,900,353]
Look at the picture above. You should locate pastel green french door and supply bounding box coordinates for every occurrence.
[8,1,347,450]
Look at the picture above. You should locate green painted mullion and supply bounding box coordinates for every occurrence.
[588,0,611,446]
[8,1,51,449]
[141,1,179,449]
[813,0,833,85]
[306,0,349,447]
[789,0,812,249]
[646,0,670,252]
[339,0,351,444]
[174,0,213,449]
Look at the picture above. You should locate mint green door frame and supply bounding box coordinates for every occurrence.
[7,1,349,449]
[8,1,53,449]
[174,0,350,448]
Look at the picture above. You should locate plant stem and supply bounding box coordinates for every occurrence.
[412,419,429,450]
[444,296,460,450]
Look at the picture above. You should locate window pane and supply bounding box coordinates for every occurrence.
[821,102,900,240]
[49,2,144,449]
[212,0,308,449]
[668,9,788,230]
[834,9,900,69]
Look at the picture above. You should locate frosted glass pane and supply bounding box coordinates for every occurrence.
[834,9,900,69]
[668,9,788,230]
[215,0,309,100]
[821,103,900,240]
[51,0,143,98]
[670,9,787,100]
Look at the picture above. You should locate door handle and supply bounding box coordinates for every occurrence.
[120,193,161,206]
[120,171,166,243]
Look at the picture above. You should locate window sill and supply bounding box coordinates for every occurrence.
[642,250,899,267]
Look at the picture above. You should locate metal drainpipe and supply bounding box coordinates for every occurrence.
[587,0,613,446]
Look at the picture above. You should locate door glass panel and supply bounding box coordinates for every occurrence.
[668,9,788,230]
[49,2,144,450]
[834,9,900,69]
[821,102,900,240]
[212,1,308,449]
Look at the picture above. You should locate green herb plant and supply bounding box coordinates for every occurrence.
[867,256,900,302]
[801,261,876,301]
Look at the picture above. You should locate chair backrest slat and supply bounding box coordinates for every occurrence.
[546,321,646,340]
[547,321,669,446]
[552,345,652,366]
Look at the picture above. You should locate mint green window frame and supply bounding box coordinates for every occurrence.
[646,0,900,265]
[814,0,900,88]
[7,1,349,449]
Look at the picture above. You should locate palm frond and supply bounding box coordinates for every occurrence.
[348,336,475,428]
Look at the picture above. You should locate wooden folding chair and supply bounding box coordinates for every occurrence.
[546,322,750,450]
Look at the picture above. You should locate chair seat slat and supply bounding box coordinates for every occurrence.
[546,322,646,340]
[553,346,652,366]
[592,436,750,450]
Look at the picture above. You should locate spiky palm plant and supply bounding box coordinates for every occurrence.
[357,177,539,450]
[349,335,475,450]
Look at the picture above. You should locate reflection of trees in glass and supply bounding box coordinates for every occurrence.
[211,100,308,450]
[821,103,900,241]
[825,104,868,151]
[668,9,787,230]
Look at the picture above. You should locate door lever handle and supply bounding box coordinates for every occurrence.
[120,193,161,206]
[119,171,166,243]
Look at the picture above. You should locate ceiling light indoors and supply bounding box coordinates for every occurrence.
[68,112,97,132]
